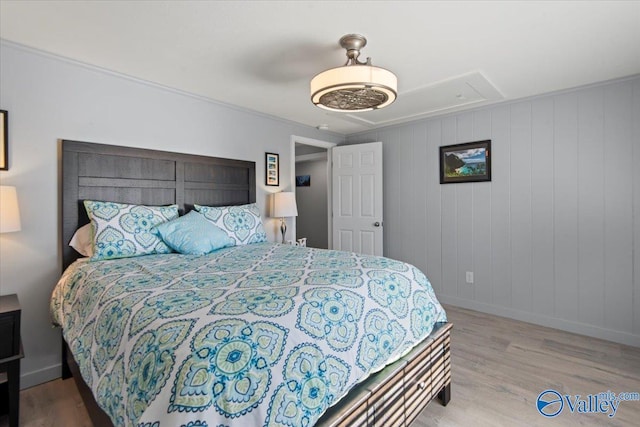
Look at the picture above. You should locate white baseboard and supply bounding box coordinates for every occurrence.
[20,363,61,389]
[438,295,640,348]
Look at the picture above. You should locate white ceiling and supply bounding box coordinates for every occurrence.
[1,1,639,135]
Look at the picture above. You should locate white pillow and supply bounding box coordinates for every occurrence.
[69,223,93,257]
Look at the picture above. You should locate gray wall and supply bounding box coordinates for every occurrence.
[0,41,343,388]
[347,76,640,347]
[295,157,329,248]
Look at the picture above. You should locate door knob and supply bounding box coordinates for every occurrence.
[373,222,381,227]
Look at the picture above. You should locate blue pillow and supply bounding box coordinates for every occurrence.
[152,211,235,255]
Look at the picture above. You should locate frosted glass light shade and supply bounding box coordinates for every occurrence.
[271,192,298,218]
[0,186,21,233]
[310,65,397,112]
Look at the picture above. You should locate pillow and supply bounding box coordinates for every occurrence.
[194,203,267,246]
[69,223,93,257]
[84,200,179,261]
[152,210,235,255]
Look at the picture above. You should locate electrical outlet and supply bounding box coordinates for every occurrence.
[466,271,474,284]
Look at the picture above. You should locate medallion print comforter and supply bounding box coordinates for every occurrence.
[51,242,447,427]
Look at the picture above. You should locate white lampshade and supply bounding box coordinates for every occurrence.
[271,192,298,218]
[0,186,22,233]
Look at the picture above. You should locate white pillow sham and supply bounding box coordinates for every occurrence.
[69,223,93,257]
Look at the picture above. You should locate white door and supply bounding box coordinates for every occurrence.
[332,142,383,255]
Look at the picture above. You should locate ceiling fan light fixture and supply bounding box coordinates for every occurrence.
[310,34,397,112]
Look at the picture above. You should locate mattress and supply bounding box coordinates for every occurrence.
[51,242,447,427]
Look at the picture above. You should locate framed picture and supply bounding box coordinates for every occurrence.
[265,152,279,186]
[0,110,7,171]
[296,175,311,187]
[439,140,491,184]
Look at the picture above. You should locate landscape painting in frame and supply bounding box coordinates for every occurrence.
[439,140,491,184]
[296,175,310,187]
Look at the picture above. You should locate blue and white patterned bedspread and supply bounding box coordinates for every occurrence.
[51,243,447,427]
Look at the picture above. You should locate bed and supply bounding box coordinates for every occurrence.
[52,140,452,427]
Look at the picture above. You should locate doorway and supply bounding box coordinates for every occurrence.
[290,136,336,249]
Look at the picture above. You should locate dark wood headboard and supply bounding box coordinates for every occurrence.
[61,140,256,269]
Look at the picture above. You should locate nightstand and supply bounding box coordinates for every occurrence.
[0,294,23,427]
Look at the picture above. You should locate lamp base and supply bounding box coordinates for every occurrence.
[280,217,287,243]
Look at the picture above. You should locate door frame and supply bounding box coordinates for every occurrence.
[290,135,337,248]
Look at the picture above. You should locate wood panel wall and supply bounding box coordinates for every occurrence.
[346,76,640,346]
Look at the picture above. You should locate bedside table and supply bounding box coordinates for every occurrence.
[0,294,23,427]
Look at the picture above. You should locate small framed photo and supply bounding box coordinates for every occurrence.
[296,175,311,187]
[0,110,7,171]
[265,152,279,186]
[440,140,491,184]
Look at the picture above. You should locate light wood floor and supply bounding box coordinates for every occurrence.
[2,305,639,427]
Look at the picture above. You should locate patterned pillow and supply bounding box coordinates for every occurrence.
[152,210,235,255]
[194,203,267,245]
[84,200,179,261]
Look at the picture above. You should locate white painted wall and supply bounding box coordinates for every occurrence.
[295,157,329,249]
[347,76,640,347]
[0,41,343,387]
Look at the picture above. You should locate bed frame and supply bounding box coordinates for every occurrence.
[59,140,451,427]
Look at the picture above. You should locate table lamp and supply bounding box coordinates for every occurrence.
[271,192,298,243]
[0,186,21,233]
